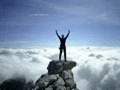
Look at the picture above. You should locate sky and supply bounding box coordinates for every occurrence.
[0,0,120,48]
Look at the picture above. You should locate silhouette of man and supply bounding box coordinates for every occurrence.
[56,30,70,61]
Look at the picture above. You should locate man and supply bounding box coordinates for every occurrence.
[56,30,70,61]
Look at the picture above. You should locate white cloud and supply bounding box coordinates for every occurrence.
[0,48,51,83]
[0,46,120,90]
[29,14,49,17]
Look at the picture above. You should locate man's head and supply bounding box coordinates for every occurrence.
[61,34,64,38]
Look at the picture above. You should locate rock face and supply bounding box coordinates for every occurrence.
[33,60,78,90]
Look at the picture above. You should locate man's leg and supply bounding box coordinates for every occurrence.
[64,47,66,61]
[59,48,62,61]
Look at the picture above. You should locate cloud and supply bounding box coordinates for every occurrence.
[0,48,51,83]
[29,14,49,17]
[0,50,13,55]
[76,62,117,90]
[31,57,41,63]
[69,47,120,90]
[89,53,95,57]
[26,51,39,54]
[96,54,103,59]
[0,46,120,90]
[77,65,92,80]
[49,53,59,60]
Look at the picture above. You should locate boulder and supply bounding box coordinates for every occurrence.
[47,60,76,75]
[62,61,76,70]
[53,77,65,86]
[24,80,34,90]
[35,74,59,88]
[65,79,76,89]
[0,77,26,90]
[61,70,73,80]
[45,87,53,90]
[66,87,71,90]
[47,61,63,74]
[55,86,66,90]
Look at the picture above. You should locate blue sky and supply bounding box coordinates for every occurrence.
[0,0,120,48]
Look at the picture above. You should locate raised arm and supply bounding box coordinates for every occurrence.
[65,30,70,39]
[56,30,61,39]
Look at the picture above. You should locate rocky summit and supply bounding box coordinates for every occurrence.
[33,60,78,90]
[0,60,78,90]
[47,61,76,75]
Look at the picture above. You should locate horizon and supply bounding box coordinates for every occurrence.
[0,46,120,50]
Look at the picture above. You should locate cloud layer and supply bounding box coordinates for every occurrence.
[0,46,120,90]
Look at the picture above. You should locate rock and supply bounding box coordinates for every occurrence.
[33,60,78,90]
[67,87,80,90]
[53,77,65,86]
[32,85,39,90]
[66,87,71,90]
[47,60,76,75]
[35,74,59,88]
[0,77,26,90]
[55,86,66,90]
[74,88,79,90]
[24,80,34,90]
[45,87,53,90]
[62,61,76,70]
[34,76,66,90]
[47,61,63,75]
[61,70,73,80]
[65,79,76,89]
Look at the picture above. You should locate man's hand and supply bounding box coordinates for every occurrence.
[68,30,70,33]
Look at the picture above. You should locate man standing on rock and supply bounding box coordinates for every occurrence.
[56,30,70,61]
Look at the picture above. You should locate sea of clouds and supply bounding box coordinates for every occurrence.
[0,46,120,90]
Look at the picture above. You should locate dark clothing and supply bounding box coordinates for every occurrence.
[59,38,67,45]
[59,45,66,61]
[56,30,70,61]
[59,44,66,49]
[56,31,69,45]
